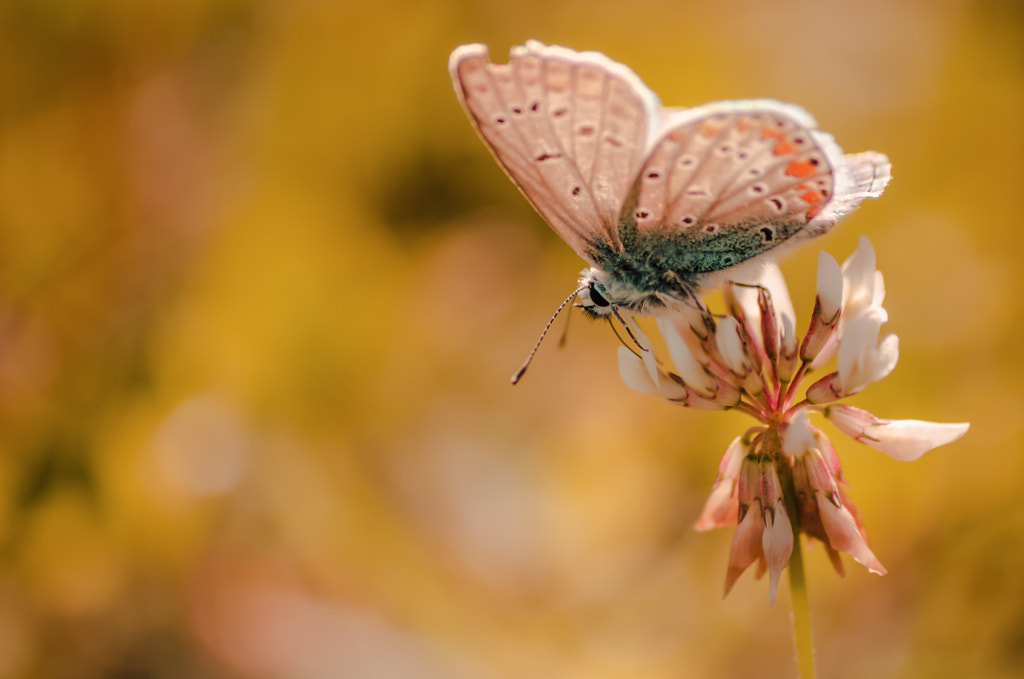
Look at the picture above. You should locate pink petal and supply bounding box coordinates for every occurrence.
[817,497,886,575]
[736,455,760,519]
[695,481,738,531]
[761,501,793,605]
[805,372,840,404]
[724,503,764,597]
[717,435,750,480]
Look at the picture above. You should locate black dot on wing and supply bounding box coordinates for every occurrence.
[737,152,748,160]
[647,171,661,179]
[512,106,523,114]
[682,216,694,224]
[496,117,506,124]
[810,158,820,165]
[553,107,568,117]
[530,101,539,112]
[770,197,784,211]
[751,184,765,194]
[748,168,760,176]
[794,137,804,144]
[681,157,695,166]
[705,224,717,233]
[579,125,595,136]
[636,210,650,219]
[760,227,774,241]
[571,186,582,195]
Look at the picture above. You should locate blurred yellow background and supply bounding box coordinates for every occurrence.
[0,0,1020,677]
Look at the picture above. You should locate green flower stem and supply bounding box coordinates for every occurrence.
[788,532,815,679]
[776,449,816,679]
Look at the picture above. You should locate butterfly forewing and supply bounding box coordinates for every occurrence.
[450,42,654,260]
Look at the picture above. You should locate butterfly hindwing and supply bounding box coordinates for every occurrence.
[449,42,657,261]
[625,103,836,265]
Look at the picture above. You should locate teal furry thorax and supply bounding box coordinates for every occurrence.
[586,220,791,310]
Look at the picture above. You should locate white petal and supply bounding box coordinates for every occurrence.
[872,270,886,308]
[657,316,717,395]
[824,405,970,461]
[715,317,748,375]
[865,419,970,461]
[841,236,877,316]
[816,251,843,320]
[759,263,796,338]
[618,347,659,395]
[809,332,840,370]
[835,312,883,393]
[623,317,660,386]
[781,411,817,458]
[779,312,797,357]
[869,332,899,382]
[725,282,762,337]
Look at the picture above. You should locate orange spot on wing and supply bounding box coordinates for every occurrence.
[669,130,686,141]
[760,126,786,140]
[738,119,753,132]
[773,139,798,155]
[785,159,818,177]
[805,206,821,220]
[701,122,721,137]
[800,190,823,204]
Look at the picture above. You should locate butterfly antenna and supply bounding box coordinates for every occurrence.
[557,298,574,348]
[511,285,587,385]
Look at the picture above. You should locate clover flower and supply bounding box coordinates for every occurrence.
[618,237,968,603]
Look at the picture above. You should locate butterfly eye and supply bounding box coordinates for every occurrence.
[588,284,611,308]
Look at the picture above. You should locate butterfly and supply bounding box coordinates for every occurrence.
[449,41,890,378]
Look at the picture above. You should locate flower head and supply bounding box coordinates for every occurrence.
[618,237,969,601]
